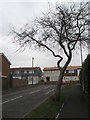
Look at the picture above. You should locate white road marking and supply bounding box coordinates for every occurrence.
[45,89,55,95]
[29,89,40,94]
[44,86,50,89]
[56,112,60,119]
[2,96,23,104]
[2,89,41,104]
[2,85,55,105]
[56,103,64,119]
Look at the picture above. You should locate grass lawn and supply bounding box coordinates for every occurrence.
[25,84,72,118]
[2,84,39,95]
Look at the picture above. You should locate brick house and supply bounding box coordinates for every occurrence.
[0,53,11,89]
[0,53,28,89]
[63,66,82,82]
[43,66,82,83]
[43,67,60,83]
[11,67,42,84]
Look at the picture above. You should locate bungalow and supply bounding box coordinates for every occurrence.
[43,66,82,83]
[11,67,42,84]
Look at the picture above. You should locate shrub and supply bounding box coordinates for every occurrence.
[79,54,90,94]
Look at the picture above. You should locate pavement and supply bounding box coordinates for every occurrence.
[2,85,56,118]
[58,84,88,118]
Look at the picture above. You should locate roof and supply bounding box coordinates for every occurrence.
[66,66,82,70]
[11,67,41,71]
[43,66,82,71]
[43,67,60,71]
[0,53,11,65]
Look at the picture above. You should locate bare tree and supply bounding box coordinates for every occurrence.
[88,1,90,54]
[11,2,90,101]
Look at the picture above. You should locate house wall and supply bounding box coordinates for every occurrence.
[63,69,81,81]
[0,54,2,77]
[64,70,77,76]
[63,76,79,81]
[0,54,2,90]
[0,54,2,120]
[2,55,10,77]
[2,77,9,90]
[28,76,40,84]
[11,68,42,85]
[43,67,81,82]
[1,54,11,90]
[44,70,60,82]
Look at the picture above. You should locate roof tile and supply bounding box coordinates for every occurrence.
[43,66,82,71]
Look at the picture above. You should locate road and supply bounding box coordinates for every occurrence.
[2,85,56,118]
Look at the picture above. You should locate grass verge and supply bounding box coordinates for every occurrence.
[25,84,72,118]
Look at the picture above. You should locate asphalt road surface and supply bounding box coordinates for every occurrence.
[2,85,56,118]
[58,84,88,118]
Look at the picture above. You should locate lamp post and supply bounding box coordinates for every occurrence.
[80,40,83,65]
[75,33,83,65]
[32,57,34,85]
[71,70,72,82]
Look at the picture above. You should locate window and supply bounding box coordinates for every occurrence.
[52,71,55,74]
[46,71,50,74]
[66,70,68,73]
[77,69,80,76]
[15,70,19,74]
[52,76,57,81]
[24,70,27,74]
[21,70,24,74]
[22,76,27,80]
[29,70,34,74]
[56,70,60,74]
[10,71,13,74]
[29,70,31,73]
[17,76,21,79]
[69,70,74,73]
[13,76,21,79]
[54,71,56,73]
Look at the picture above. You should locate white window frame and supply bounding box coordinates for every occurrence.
[15,70,19,74]
[68,70,74,73]
[52,71,55,74]
[29,70,32,74]
[24,70,27,74]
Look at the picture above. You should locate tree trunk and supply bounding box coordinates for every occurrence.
[53,57,72,101]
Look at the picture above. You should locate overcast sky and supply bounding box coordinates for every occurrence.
[0,0,89,70]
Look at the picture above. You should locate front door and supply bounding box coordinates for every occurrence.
[46,77,50,82]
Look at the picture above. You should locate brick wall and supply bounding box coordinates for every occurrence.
[2,77,12,90]
[2,78,8,90]
[12,78,28,88]
[2,77,28,90]
[2,55,10,77]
